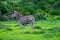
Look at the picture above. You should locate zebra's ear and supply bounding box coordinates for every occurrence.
[14,10,16,12]
[14,11,17,14]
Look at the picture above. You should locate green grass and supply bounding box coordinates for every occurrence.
[0,20,60,40]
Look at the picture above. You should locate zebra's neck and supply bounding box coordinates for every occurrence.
[16,13,23,20]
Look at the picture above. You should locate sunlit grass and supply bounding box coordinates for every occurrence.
[0,20,60,40]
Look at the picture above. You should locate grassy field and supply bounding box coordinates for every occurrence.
[0,20,60,40]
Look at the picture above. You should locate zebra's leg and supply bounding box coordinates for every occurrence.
[19,24,23,33]
[30,23,34,32]
[24,24,28,32]
[23,25,26,32]
[30,20,35,32]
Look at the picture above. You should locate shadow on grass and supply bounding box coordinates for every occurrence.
[48,27,60,33]
[34,26,42,29]
[23,31,45,34]
[0,24,13,32]
[14,24,19,27]
[43,33,55,38]
[0,38,3,40]
[6,27,12,31]
[24,27,60,34]
[32,31,45,34]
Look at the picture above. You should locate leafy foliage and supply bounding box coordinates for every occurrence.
[0,0,60,21]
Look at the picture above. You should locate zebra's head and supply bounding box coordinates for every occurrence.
[11,10,23,19]
[11,10,17,18]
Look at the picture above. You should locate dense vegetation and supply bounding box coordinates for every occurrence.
[0,0,60,21]
[0,0,60,40]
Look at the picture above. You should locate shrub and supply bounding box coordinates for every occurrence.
[49,10,60,15]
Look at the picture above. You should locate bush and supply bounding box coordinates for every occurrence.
[49,10,60,15]
[53,1,60,10]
